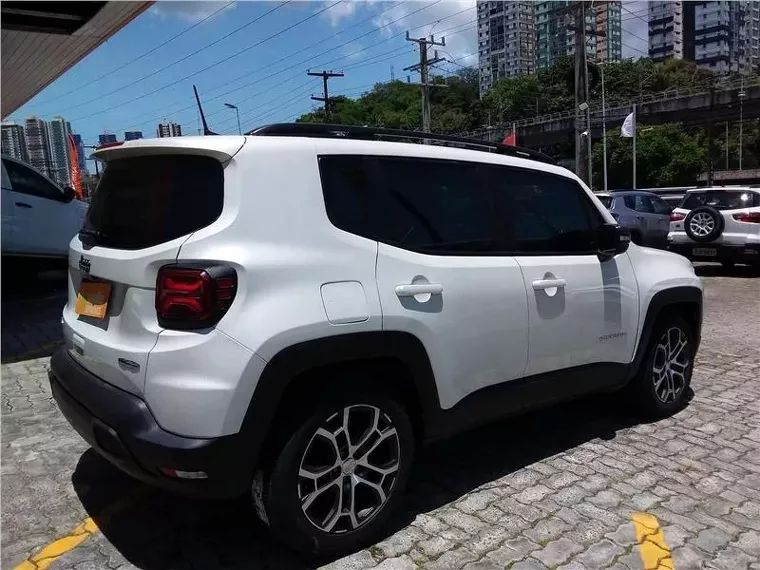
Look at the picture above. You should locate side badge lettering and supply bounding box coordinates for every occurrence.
[78,255,91,274]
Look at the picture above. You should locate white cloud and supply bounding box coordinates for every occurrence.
[324,1,359,26]
[151,1,236,23]
[621,0,648,59]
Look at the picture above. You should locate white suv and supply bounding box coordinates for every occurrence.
[49,125,703,556]
[668,186,760,269]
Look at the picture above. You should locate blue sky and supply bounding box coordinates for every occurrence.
[7,0,649,151]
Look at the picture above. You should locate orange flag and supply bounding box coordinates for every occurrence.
[68,134,83,200]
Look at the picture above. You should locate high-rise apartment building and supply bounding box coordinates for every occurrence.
[124,131,143,140]
[48,117,72,187]
[649,1,758,73]
[1,121,28,162]
[157,122,182,137]
[98,133,117,145]
[477,1,535,94]
[535,1,622,70]
[23,117,52,176]
[594,1,623,63]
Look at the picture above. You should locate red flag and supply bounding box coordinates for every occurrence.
[68,134,83,200]
[502,131,517,146]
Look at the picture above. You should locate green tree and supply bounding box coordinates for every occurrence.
[592,124,706,189]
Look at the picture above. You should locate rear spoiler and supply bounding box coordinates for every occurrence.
[92,137,246,163]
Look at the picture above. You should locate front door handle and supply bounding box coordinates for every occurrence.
[395,283,443,297]
[15,202,32,209]
[532,278,567,291]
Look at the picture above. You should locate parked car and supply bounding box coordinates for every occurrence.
[1,155,87,277]
[49,125,703,556]
[595,190,672,247]
[668,186,760,269]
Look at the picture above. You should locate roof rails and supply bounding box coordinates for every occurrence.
[247,123,557,165]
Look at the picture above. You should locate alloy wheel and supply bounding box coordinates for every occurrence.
[689,212,715,237]
[652,326,690,404]
[298,405,400,534]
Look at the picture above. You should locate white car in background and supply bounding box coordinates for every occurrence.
[668,186,760,269]
[1,155,88,277]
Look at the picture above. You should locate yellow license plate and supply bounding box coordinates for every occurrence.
[75,282,112,319]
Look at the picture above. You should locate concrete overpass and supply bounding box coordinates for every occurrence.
[463,76,760,148]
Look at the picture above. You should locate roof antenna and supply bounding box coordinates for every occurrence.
[193,84,216,135]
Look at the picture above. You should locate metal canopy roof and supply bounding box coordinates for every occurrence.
[1,1,153,117]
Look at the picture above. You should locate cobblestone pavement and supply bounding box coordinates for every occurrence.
[2,266,759,570]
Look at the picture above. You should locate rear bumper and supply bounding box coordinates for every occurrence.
[49,348,254,499]
[668,242,760,264]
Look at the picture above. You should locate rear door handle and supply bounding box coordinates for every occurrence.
[15,202,32,209]
[395,283,443,297]
[532,278,567,291]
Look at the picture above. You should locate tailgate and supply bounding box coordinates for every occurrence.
[63,145,240,395]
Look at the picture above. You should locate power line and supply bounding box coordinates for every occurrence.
[113,1,466,134]
[112,1,407,132]
[70,1,342,123]
[29,1,236,109]
[57,2,290,116]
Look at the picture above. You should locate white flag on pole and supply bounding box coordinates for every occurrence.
[621,112,635,137]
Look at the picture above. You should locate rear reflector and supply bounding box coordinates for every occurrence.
[156,264,237,330]
[670,212,686,222]
[159,467,208,480]
[732,212,760,223]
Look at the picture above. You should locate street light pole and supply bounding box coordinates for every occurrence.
[600,62,608,192]
[224,103,241,135]
[739,75,745,170]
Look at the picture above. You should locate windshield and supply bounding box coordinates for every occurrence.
[596,195,612,208]
[681,190,759,211]
[82,154,223,250]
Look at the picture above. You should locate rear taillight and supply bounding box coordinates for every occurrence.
[670,212,686,222]
[156,264,237,330]
[732,212,760,224]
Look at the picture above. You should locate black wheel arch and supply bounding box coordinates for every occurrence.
[628,286,703,380]
[238,331,441,475]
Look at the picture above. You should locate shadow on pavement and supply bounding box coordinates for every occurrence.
[693,263,758,278]
[72,394,653,569]
[1,270,67,363]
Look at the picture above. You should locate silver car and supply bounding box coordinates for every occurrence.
[596,190,672,247]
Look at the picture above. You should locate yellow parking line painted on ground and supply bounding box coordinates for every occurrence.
[13,487,147,570]
[14,518,99,570]
[631,512,674,570]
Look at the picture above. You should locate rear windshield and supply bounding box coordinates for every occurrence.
[596,195,612,208]
[82,155,223,250]
[681,190,759,211]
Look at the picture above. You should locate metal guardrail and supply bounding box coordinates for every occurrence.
[459,75,760,140]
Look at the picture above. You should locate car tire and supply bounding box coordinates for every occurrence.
[684,206,724,243]
[254,386,415,556]
[628,314,695,418]
[721,260,735,269]
[630,230,643,246]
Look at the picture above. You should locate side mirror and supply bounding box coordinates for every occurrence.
[62,187,76,203]
[597,223,630,259]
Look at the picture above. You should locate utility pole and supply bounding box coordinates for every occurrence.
[707,83,715,186]
[572,1,590,186]
[739,75,745,170]
[404,32,446,132]
[307,70,344,122]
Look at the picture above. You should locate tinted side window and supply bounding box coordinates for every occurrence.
[320,155,500,255]
[495,168,601,254]
[634,195,655,213]
[3,159,64,201]
[651,196,672,215]
[624,195,636,209]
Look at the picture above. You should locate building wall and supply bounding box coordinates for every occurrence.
[71,134,88,176]
[23,117,51,177]
[477,1,535,95]
[48,117,72,187]
[1,122,28,162]
[649,0,756,73]
[157,122,182,137]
